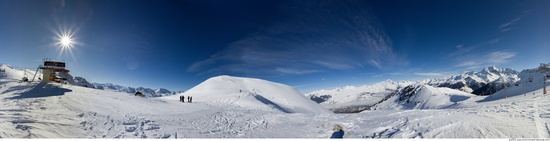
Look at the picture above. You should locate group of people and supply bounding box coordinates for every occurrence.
[179,95,192,103]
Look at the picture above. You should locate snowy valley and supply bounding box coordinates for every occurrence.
[1,63,550,138]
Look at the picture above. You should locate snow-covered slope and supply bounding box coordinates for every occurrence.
[373,63,550,110]
[164,75,331,114]
[371,84,477,110]
[305,80,413,113]
[0,64,177,97]
[307,66,520,113]
[2,64,550,138]
[0,64,41,81]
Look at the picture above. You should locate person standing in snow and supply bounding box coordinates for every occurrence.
[189,96,193,103]
[330,124,345,139]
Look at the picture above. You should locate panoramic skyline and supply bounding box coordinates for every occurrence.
[0,0,549,92]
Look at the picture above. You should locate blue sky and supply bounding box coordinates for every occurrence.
[0,0,549,93]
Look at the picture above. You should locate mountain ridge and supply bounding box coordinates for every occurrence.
[306,65,523,113]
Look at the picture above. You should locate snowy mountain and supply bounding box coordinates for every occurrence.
[371,84,476,110]
[306,66,520,113]
[426,66,519,95]
[371,63,550,110]
[93,83,180,97]
[305,80,414,113]
[164,75,332,114]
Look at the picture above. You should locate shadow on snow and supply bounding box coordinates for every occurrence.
[9,83,72,99]
[253,94,291,113]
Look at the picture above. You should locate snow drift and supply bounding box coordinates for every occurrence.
[165,75,331,114]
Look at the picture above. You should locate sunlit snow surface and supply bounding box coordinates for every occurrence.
[1,64,550,138]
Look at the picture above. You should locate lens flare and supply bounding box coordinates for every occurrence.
[60,35,73,48]
[46,22,81,61]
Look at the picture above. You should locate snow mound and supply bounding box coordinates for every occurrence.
[165,75,332,114]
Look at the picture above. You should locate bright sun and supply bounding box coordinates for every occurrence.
[60,36,72,47]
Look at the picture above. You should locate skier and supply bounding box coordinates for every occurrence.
[330,124,344,139]
[189,96,193,103]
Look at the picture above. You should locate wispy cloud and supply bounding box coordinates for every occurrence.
[499,10,532,32]
[275,68,320,75]
[187,0,404,76]
[414,72,443,77]
[455,51,517,69]
[448,39,500,58]
[448,38,517,70]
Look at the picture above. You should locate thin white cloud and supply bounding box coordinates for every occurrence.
[456,61,478,68]
[455,51,517,69]
[368,59,382,69]
[187,0,404,76]
[449,39,500,58]
[275,68,320,75]
[414,72,443,77]
[312,61,354,70]
[499,11,531,32]
[385,73,403,76]
[487,51,516,64]
[448,38,515,70]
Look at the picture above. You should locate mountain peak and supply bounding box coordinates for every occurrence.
[487,65,498,71]
[481,65,499,73]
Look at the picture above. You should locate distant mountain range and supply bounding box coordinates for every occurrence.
[60,73,183,97]
[92,83,183,97]
[0,64,181,97]
[371,63,550,111]
[306,65,540,113]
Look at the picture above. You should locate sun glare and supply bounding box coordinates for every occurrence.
[49,25,79,61]
[60,36,72,48]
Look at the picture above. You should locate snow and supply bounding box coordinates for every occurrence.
[373,84,478,110]
[305,80,413,112]
[1,64,550,138]
[163,75,331,114]
[306,66,520,113]
[0,64,41,81]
